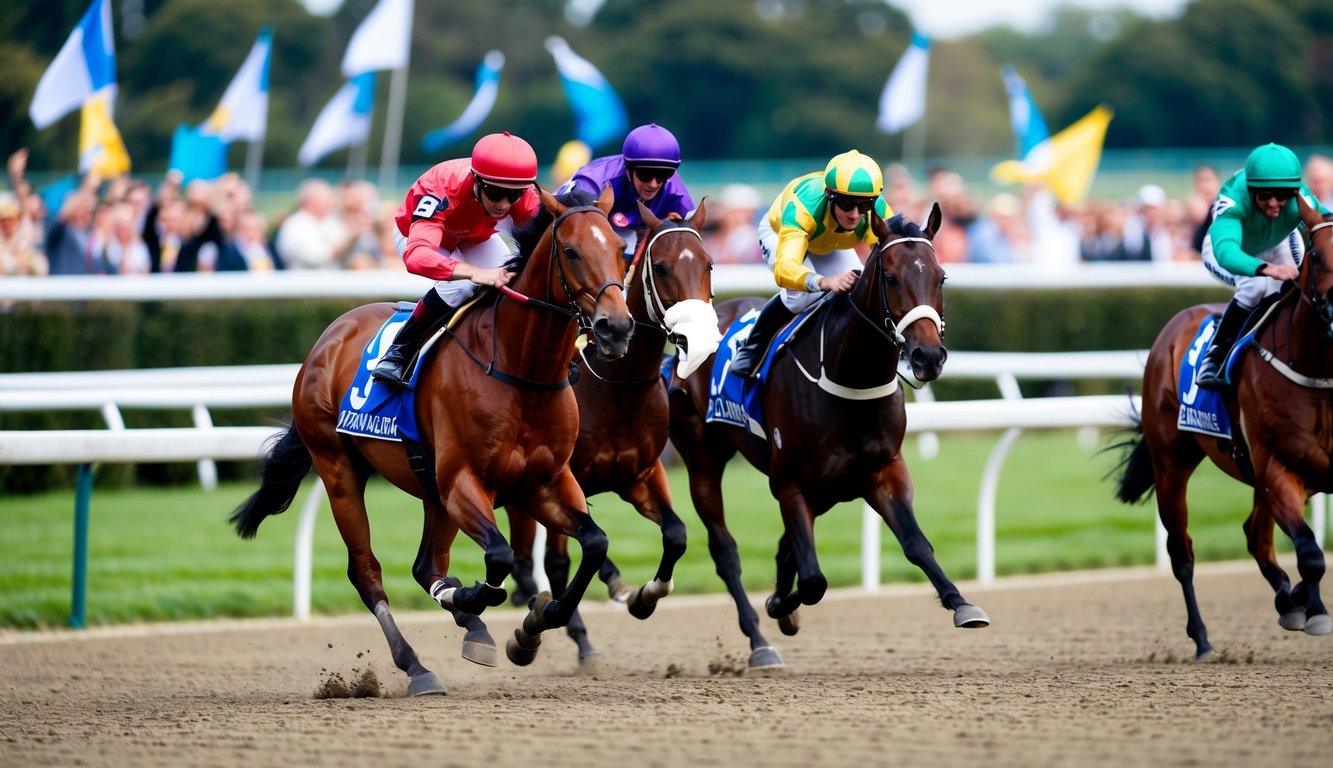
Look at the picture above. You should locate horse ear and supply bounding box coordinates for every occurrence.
[596,183,615,214]
[925,202,943,240]
[688,197,708,230]
[870,207,889,242]
[539,186,566,217]
[638,199,662,230]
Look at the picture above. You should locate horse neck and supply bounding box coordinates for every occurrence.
[614,252,671,369]
[812,280,899,387]
[496,228,582,379]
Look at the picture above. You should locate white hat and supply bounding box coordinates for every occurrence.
[1137,184,1167,207]
[719,183,762,211]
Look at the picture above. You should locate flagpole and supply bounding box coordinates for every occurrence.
[378,63,408,192]
[348,139,368,179]
[245,137,264,190]
[902,118,927,178]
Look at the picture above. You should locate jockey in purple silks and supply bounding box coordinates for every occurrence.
[557,123,696,259]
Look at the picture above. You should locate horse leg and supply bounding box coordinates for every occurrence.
[504,505,540,607]
[431,473,511,616]
[868,455,989,629]
[764,533,803,637]
[314,455,444,696]
[622,460,688,620]
[543,545,601,664]
[1151,446,1213,659]
[1263,469,1330,636]
[1243,501,1303,631]
[506,471,608,667]
[410,501,497,667]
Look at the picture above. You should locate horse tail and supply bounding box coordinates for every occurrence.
[229,425,313,540]
[1105,405,1156,505]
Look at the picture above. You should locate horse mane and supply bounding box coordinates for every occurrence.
[507,187,599,274]
[884,213,926,241]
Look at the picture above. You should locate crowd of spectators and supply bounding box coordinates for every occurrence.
[6,148,1333,279]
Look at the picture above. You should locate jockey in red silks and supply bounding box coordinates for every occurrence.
[372,132,540,385]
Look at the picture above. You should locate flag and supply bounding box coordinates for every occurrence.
[200,27,272,143]
[990,105,1114,205]
[298,73,378,166]
[342,0,414,76]
[29,0,116,130]
[168,124,228,183]
[78,91,130,176]
[422,51,504,153]
[876,32,929,134]
[1001,65,1049,160]
[545,36,628,150]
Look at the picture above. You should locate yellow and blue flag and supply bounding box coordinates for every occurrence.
[30,0,117,130]
[990,105,1114,205]
[78,90,130,176]
[299,73,378,166]
[200,27,272,143]
[1001,65,1049,160]
[546,36,627,151]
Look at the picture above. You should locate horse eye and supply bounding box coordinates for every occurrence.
[652,262,668,277]
[885,274,900,288]
[563,246,580,261]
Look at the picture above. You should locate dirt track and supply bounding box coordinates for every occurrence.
[3,562,1332,768]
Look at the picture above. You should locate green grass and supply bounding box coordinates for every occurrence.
[1,430,1273,629]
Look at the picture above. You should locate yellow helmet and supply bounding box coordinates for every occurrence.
[823,150,883,198]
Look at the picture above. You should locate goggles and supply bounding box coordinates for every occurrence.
[1251,188,1295,204]
[830,195,876,214]
[630,167,675,184]
[477,178,528,204]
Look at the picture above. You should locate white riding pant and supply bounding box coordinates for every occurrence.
[1201,230,1304,310]
[757,218,862,312]
[395,230,514,307]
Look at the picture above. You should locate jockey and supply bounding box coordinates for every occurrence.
[730,149,891,379]
[371,131,540,385]
[1195,143,1332,390]
[557,123,695,259]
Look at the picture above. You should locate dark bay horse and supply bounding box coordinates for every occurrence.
[1113,195,1333,659]
[668,205,989,670]
[504,201,721,662]
[230,187,634,695]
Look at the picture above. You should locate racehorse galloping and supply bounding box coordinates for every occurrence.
[230,187,633,694]
[669,206,989,670]
[504,202,721,662]
[1113,195,1333,659]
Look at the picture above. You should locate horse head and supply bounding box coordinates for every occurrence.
[636,199,722,376]
[858,202,948,384]
[1297,193,1333,342]
[538,185,635,359]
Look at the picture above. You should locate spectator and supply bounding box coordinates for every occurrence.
[966,192,1028,263]
[882,162,921,221]
[217,209,275,272]
[101,202,151,275]
[45,176,111,275]
[1024,186,1082,267]
[925,167,975,264]
[339,179,386,270]
[705,183,763,265]
[274,178,355,270]
[0,191,46,277]
[1121,184,1175,262]
[1187,164,1221,254]
[1081,201,1129,262]
[1305,153,1333,209]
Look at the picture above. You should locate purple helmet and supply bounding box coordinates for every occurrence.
[622,124,681,169]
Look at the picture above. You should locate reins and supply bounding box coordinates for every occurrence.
[1250,220,1333,389]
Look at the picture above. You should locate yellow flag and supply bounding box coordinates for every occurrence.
[78,92,131,177]
[990,104,1113,204]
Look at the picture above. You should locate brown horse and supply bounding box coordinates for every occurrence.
[667,206,989,670]
[504,201,721,662]
[1113,195,1333,659]
[229,187,634,695]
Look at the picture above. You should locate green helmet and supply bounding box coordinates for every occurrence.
[1244,143,1301,189]
[823,150,883,198]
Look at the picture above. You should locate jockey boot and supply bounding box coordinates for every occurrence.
[730,296,794,380]
[1195,299,1249,391]
[372,293,455,385]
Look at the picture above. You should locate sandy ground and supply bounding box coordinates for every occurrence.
[3,562,1332,768]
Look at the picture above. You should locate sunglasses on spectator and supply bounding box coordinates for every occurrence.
[631,167,675,184]
[478,181,527,204]
[1252,189,1295,204]
[830,196,876,214]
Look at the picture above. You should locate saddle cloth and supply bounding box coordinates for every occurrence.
[704,302,820,438]
[1175,315,1233,439]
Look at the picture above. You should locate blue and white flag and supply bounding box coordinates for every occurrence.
[1001,65,1049,160]
[422,50,505,153]
[876,32,929,134]
[298,73,378,166]
[200,27,272,143]
[29,0,116,130]
[545,36,627,150]
[342,0,414,76]
[168,124,229,183]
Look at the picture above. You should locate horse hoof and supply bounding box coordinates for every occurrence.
[408,671,447,696]
[1304,613,1333,636]
[462,629,498,667]
[953,603,990,629]
[1278,610,1308,631]
[506,628,542,667]
[748,645,785,670]
[627,588,658,621]
[578,649,605,669]
[607,577,633,604]
[1194,647,1217,663]
[777,609,800,637]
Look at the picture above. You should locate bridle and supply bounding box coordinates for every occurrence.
[1250,219,1333,388]
[848,236,945,352]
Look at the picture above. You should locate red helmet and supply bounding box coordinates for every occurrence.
[470,132,538,188]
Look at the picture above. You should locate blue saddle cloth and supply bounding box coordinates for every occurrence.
[335,305,425,443]
[704,302,820,438]
[1176,315,1233,439]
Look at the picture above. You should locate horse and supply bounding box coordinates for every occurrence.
[1112,194,1333,660]
[666,205,989,670]
[503,201,721,662]
[229,186,635,695]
